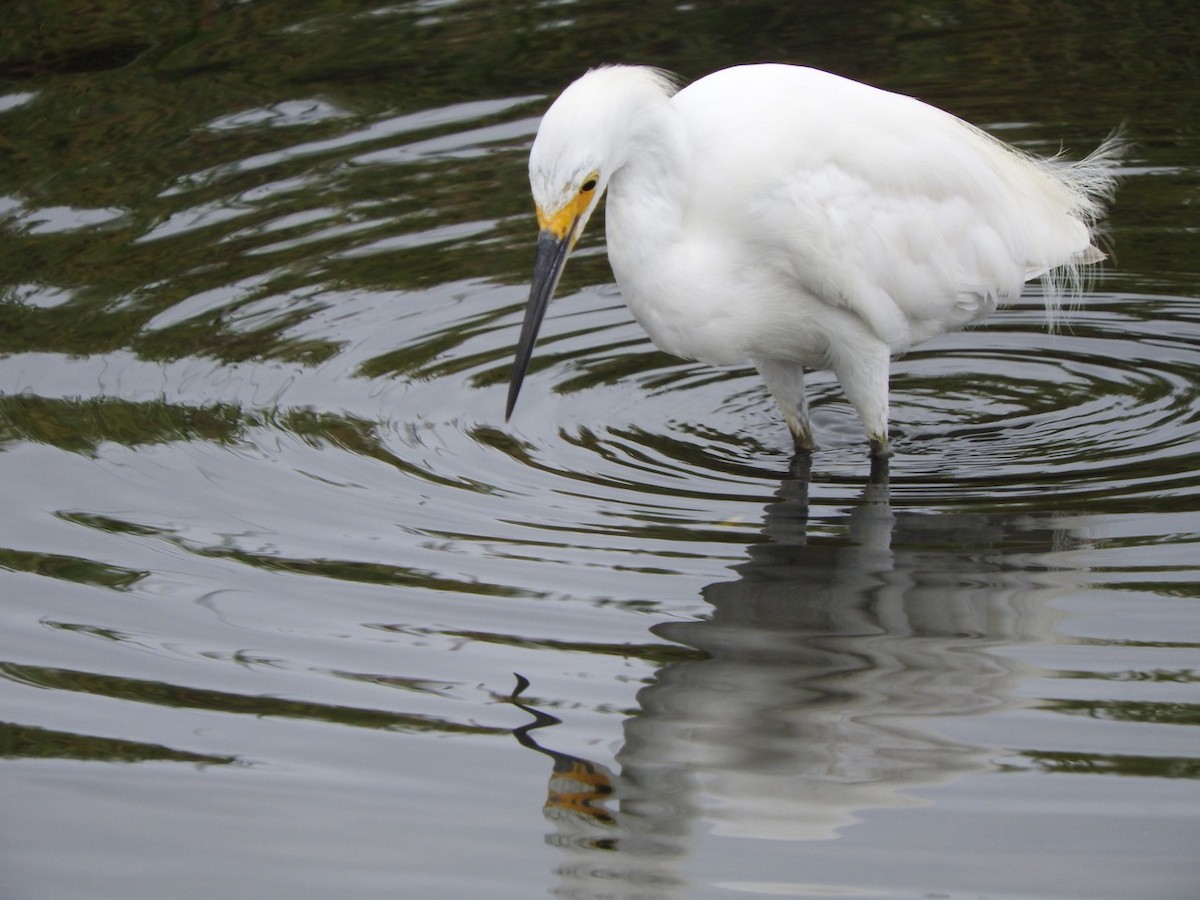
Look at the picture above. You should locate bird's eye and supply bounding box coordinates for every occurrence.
[581,178,598,193]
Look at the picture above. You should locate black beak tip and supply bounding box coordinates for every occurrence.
[505,373,523,422]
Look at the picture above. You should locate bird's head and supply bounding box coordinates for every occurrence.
[505,66,676,421]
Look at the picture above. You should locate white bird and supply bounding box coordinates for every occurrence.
[506,64,1121,461]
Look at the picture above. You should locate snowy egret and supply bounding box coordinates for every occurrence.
[506,64,1122,459]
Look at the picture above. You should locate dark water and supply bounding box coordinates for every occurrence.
[3,2,1199,898]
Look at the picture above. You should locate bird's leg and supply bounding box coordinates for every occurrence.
[830,344,892,461]
[754,358,817,452]
[868,448,890,484]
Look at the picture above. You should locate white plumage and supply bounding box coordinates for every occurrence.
[507,64,1122,460]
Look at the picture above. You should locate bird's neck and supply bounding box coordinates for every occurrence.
[604,100,689,277]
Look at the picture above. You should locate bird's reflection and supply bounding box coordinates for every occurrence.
[511,454,1086,895]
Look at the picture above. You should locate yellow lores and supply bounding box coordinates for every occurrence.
[536,174,598,244]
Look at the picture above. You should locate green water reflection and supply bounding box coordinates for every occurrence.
[4,0,1196,373]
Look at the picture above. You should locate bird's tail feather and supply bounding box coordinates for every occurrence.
[1040,126,1128,327]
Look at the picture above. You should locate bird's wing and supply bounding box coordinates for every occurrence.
[673,65,1099,348]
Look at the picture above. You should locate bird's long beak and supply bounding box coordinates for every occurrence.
[506,222,576,420]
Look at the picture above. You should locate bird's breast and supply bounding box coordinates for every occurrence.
[607,225,839,368]
[603,155,852,370]
[607,245,741,365]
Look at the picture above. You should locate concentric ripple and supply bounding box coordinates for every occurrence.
[390,278,1200,527]
[882,293,1200,499]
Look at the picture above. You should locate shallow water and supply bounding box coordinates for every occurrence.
[3,2,1199,898]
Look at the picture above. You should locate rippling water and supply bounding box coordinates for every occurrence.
[3,2,1199,898]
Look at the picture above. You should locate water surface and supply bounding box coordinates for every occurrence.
[2,2,1199,898]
